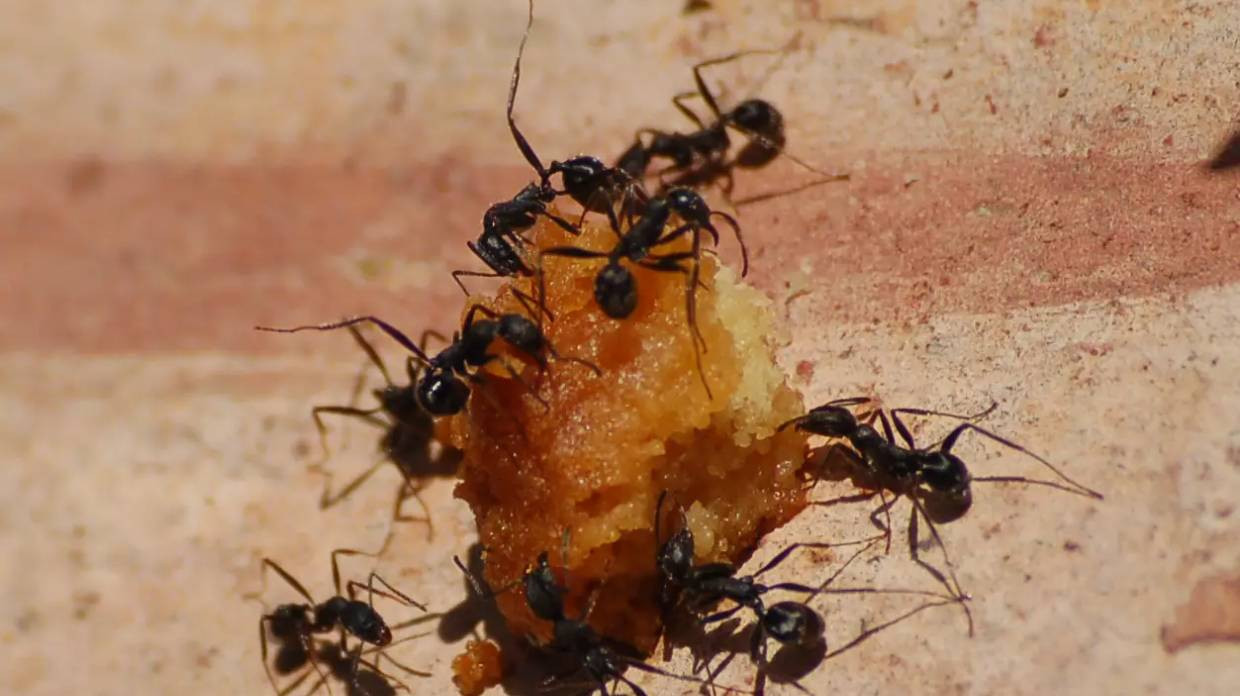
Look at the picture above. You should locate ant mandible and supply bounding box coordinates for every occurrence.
[778,397,1105,636]
[256,549,426,696]
[616,46,847,198]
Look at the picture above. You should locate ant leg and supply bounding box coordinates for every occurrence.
[329,548,380,598]
[311,405,386,459]
[372,649,432,682]
[261,559,318,606]
[453,267,506,296]
[670,90,709,128]
[906,498,975,637]
[941,423,1105,499]
[639,253,712,399]
[318,455,389,510]
[540,210,583,236]
[258,617,283,696]
[379,477,434,554]
[708,210,749,277]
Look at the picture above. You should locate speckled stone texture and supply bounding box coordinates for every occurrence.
[1,1,1238,694]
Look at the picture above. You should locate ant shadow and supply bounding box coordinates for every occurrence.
[436,544,574,696]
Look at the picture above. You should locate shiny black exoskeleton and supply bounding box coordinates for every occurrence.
[453,548,724,696]
[778,397,1104,636]
[654,492,825,666]
[778,397,1104,519]
[542,187,743,319]
[257,304,599,419]
[615,48,791,188]
[258,550,425,696]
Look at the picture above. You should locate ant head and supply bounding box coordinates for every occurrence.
[920,451,972,503]
[497,313,545,356]
[524,551,566,622]
[664,187,710,225]
[551,156,606,189]
[516,180,555,204]
[658,527,695,579]
[762,601,824,648]
[728,99,785,142]
[594,263,638,319]
[415,371,470,416]
[337,599,393,646]
[787,405,858,438]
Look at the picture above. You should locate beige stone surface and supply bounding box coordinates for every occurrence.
[2,1,1239,694]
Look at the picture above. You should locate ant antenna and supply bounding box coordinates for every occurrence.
[508,0,549,181]
[256,316,434,368]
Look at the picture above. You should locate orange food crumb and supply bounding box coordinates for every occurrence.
[442,210,810,651]
[451,639,504,696]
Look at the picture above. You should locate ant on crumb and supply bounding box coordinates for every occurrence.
[257,297,600,419]
[455,0,646,296]
[453,550,746,696]
[653,492,958,693]
[306,325,461,546]
[540,187,743,398]
[616,45,848,199]
[256,549,427,696]
[778,397,1105,636]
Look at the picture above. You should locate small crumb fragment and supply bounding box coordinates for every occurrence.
[452,639,504,696]
[1160,572,1240,653]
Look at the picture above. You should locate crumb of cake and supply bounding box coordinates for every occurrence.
[451,639,504,696]
[442,210,810,651]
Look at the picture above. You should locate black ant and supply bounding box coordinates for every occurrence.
[778,397,1105,636]
[653,492,960,693]
[616,48,847,198]
[454,0,645,295]
[540,187,744,397]
[257,298,600,419]
[257,549,427,696]
[454,550,746,696]
[307,325,461,546]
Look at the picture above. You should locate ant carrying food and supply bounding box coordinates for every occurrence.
[539,186,744,397]
[653,492,958,693]
[454,0,645,296]
[778,397,1105,636]
[306,325,461,547]
[256,549,427,696]
[615,46,847,199]
[453,550,745,696]
[257,297,600,419]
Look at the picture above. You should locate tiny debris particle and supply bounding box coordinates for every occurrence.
[1161,572,1240,653]
[452,639,504,696]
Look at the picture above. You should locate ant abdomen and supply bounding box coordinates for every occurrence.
[763,601,824,648]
